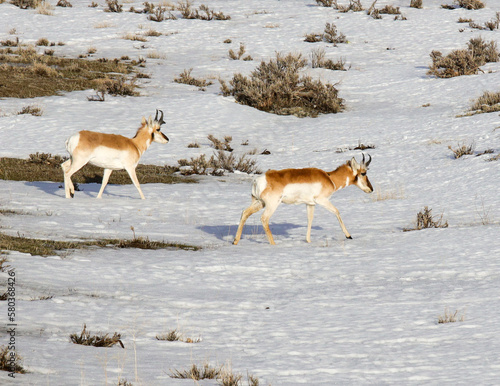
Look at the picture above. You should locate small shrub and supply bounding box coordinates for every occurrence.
[448,142,475,158]
[177,2,230,20]
[410,0,423,9]
[174,68,213,91]
[220,52,345,117]
[36,37,50,46]
[228,43,252,61]
[170,362,221,380]
[438,307,465,323]
[178,150,260,176]
[428,37,499,78]
[70,324,125,348]
[207,134,233,152]
[442,0,484,9]
[468,91,500,114]
[403,206,448,231]
[0,345,27,374]
[56,0,72,6]
[311,48,347,71]
[305,22,347,45]
[94,77,138,97]
[156,329,201,343]
[10,0,42,9]
[105,0,122,12]
[18,104,43,116]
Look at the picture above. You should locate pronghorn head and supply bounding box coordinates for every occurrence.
[349,154,373,193]
[142,109,169,144]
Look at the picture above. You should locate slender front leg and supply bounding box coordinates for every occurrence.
[125,167,145,199]
[316,198,352,239]
[97,168,113,199]
[233,198,264,245]
[306,204,315,243]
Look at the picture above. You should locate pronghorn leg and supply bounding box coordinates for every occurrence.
[306,204,315,243]
[61,158,87,198]
[260,196,281,245]
[316,198,352,239]
[233,197,264,245]
[97,168,113,199]
[125,167,145,199]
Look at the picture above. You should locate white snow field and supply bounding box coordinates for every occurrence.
[1,0,500,384]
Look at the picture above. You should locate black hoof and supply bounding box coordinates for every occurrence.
[346,236,353,239]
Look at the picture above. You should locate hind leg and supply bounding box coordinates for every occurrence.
[260,195,281,245]
[233,197,264,245]
[61,157,88,198]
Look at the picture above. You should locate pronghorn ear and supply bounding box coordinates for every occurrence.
[350,157,360,172]
[141,116,147,125]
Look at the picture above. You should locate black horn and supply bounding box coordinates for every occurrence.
[155,109,165,126]
[363,153,372,167]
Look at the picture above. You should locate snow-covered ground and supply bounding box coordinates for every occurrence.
[1,0,499,384]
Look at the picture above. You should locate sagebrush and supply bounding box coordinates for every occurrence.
[220,52,345,117]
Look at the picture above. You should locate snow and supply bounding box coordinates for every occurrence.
[1,0,500,384]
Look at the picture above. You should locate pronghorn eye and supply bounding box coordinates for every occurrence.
[361,172,367,176]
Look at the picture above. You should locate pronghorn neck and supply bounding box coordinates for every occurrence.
[327,163,354,191]
[131,123,153,155]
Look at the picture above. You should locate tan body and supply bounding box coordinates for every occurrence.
[233,156,373,245]
[61,111,169,199]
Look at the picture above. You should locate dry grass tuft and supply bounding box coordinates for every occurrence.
[404,207,448,232]
[156,329,201,343]
[305,22,347,45]
[438,307,465,323]
[70,324,124,348]
[0,345,27,374]
[174,68,213,91]
[442,0,484,9]
[220,52,345,117]
[178,150,260,176]
[468,91,500,114]
[311,48,347,71]
[448,142,475,158]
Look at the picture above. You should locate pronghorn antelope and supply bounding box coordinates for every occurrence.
[61,109,169,199]
[233,154,373,245]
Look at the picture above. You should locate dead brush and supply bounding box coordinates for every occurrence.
[448,142,475,158]
[410,0,423,8]
[178,150,260,176]
[220,52,345,117]
[403,206,448,232]
[70,324,125,348]
[311,48,347,71]
[176,1,230,20]
[0,345,27,374]
[156,329,201,343]
[428,37,499,78]
[305,22,347,45]
[438,307,465,324]
[208,134,233,152]
[466,91,500,115]
[174,68,213,91]
[442,0,484,9]
[228,43,252,61]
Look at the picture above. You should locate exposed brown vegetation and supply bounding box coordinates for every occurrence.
[220,52,345,117]
[428,37,499,78]
[174,68,213,91]
[0,153,194,186]
[403,207,448,232]
[0,46,141,98]
[70,324,124,348]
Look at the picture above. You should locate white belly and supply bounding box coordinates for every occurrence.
[88,146,134,170]
[281,183,322,205]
